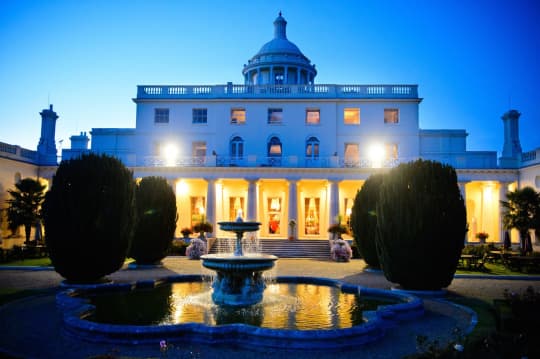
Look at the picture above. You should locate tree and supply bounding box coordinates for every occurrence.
[42,153,135,283]
[130,176,177,265]
[6,178,46,243]
[350,173,385,268]
[376,160,467,290]
[501,186,540,255]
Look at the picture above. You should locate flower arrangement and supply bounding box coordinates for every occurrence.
[476,232,489,242]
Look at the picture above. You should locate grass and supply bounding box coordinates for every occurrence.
[455,262,531,276]
[1,257,52,267]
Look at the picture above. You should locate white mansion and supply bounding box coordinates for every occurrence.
[1,14,539,244]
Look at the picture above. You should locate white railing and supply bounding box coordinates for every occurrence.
[137,84,418,99]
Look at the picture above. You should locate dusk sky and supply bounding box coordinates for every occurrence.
[0,0,538,155]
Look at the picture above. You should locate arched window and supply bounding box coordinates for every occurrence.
[230,136,244,159]
[267,137,282,157]
[305,137,319,159]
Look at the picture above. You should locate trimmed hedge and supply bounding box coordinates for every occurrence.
[350,173,385,268]
[43,154,135,282]
[130,176,177,264]
[376,159,467,290]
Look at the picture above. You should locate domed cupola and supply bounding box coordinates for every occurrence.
[242,12,317,85]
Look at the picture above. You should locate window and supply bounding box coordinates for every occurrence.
[230,136,244,159]
[306,137,320,159]
[192,108,207,124]
[344,143,359,166]
[306,109,320,125]
[344,108,360,124]
[231,108,246,124]
[274,73,284,85]
[385,143,398,160]
[384,109,399,124]
[268,137,282,156]
[268,108,283,124]
[154,108,169,124]
[192,141,206,157]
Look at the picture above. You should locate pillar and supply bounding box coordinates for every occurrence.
[458,181,468,243]
[206,178,216,235]
[247,178,259,221]
[284,66,289,84]
[499,182,509,244]
[288,179,298,223]
[329,180,339,224]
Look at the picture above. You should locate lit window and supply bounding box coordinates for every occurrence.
[384,109,399,124]
[344,143,359,166]
[306,137,319,158]
[192,141,206,157]
[268,108,283,124]
[230,136,244,159]
[154,108,169,124]
[192,108,207,124]
[268,137,282,156]
[231,108,246,124]
[344,108,360,124]
[306,109,320,125]
[385,143,398,160]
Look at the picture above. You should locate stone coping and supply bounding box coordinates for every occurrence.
[56,275,424,350]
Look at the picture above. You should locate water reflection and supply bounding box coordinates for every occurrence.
[88,282,393,330]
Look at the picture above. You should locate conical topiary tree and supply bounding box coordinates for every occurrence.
[6,178,46,243]
[42,153,135,283]
[376,159,467,290]
[350,173,385,268]
[129,176,177,265]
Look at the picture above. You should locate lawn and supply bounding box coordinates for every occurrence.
[455,262,532,276]
[1,257,52,267]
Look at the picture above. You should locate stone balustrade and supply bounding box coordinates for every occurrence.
[136,84,419,100]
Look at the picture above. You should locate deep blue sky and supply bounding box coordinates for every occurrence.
[1,0,539,155]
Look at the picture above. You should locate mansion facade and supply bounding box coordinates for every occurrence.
[1,14,539,245]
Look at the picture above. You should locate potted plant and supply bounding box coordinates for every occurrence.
[476,231,489,244]
[328,223,349,240]
[288,219,296,241]
[193,221,213,241]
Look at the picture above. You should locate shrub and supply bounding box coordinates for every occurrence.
[350,174,385,268]
[376,159,467,290]
[130,176,177,265]
[43,153,135,282]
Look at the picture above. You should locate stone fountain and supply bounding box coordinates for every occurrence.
[200,214,278,307]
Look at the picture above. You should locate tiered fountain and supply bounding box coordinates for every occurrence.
[201,214,278,306]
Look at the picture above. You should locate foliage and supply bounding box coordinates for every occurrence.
[461,244,496,257]
[327,223,348,235]
[350,173,384,268]
[129,176,177,265]
[168,239,189,255]
[376,159,467,290]
[180,227,193,236]
[6,178,46,243]
[501,186,540,252]
[193,221,213,234]
[43,153,135,282]
[475,232,489,241]
[503,286,540,318]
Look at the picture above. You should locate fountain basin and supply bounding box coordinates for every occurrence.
[56,275,424,350]
[201,253,278,306]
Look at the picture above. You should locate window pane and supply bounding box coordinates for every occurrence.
[154,108,169,124]
[344,108,360,124]
[384,109,399,124]
[385,143,398,159]
[231,108,246,124]
[306,109,320,124]
[192,141,206,157]
[268,108,283,124]
[192,108,208,124]
[344,143,359,160]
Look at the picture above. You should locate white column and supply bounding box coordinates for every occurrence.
[256,69,261,85]
[329,180,339,224]
[296,69,301,84]
[288,179,298,223]
[167,178,180,238]
[284,66,289,84]
[206,178,216,235]
[270,66,274,84]
[247,178,259,221]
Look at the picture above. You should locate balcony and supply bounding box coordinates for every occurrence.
[136,84,419,100]
[141,155,404,169]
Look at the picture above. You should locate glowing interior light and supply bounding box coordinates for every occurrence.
[368,143,385,168]
[162,143,179,166]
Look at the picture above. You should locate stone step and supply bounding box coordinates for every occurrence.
[209,238,330,259]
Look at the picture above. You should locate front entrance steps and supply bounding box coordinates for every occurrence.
[208,238,331,259]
